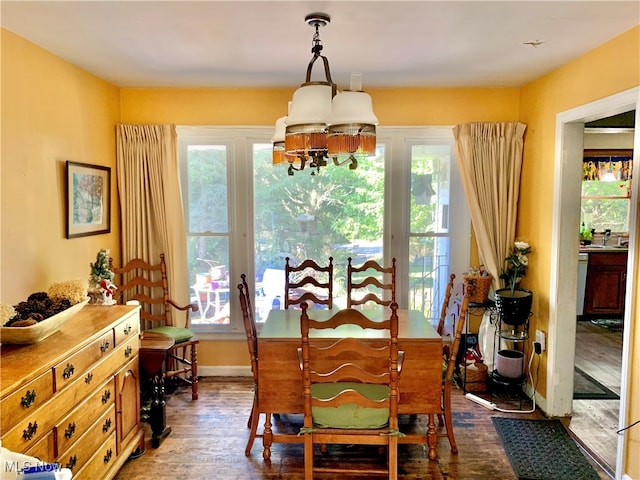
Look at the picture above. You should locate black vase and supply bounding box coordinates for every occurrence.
[494,288,533,326]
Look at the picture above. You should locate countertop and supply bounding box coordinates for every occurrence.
[579,245,628,253]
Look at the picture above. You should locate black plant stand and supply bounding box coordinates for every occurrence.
[490,294,531,407]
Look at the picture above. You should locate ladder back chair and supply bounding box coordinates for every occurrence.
[347,257,396,307]
[436,273,457,350]
[284,257,334,309]
[238,274,270,456]
[298,302,403,479]
[110,254,200,400]
[435,279,472,454]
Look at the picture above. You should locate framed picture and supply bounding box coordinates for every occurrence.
[66,161,111,238]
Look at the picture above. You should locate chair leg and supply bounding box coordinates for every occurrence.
[245,394,259,456]
[190,344,198,401]
[304,432,313,479]
[443,390,458,454]
[389,436,398,480]
[247,405,253,428]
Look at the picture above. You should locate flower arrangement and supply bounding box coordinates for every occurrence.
[500,241,532,294]
[89,249,117,304]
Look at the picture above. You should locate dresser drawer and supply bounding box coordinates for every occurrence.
[24,430,55,463]
[71,432,117,480]
[114,316,139,347]
[53,330,115,391]
[1,371,54,433]
[57,408,117,474]
[1,408,48,453]
[55,377,116,454]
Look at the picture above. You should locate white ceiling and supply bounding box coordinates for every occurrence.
[1,1,639,89]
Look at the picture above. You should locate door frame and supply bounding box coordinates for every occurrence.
[549,87,639,479]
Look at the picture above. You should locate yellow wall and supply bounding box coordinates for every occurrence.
[120,86,520,126]
[1,29,121,303]
[518,25,640,476]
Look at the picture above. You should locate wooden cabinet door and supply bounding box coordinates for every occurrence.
[584,253,627,317]
[115,356,140,452]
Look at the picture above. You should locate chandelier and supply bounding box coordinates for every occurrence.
[272,13,378,176]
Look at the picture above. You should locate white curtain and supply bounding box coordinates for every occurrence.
[453,122,527,289]
[453,122,527,367]
[115,124,189,307]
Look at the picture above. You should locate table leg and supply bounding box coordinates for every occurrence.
[262,413,272,461]
[149,374,172,448]
[427,414,437,460]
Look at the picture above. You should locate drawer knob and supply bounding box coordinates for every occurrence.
[66,455,77,470]
[123,324,132,335]
[100,339,111,352]
[62,363,75,380]
[103,448,113,464]
[124,345,133,358]
[22,421,38,441]
[64,422,76,439]
[20,390,37,408]
[85,372,94,384]
[102,417,112,433]
[101,390,112,404]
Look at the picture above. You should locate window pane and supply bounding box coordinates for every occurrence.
[581,179,631,232]
[185,144,230,326]
[187,145,228,233]
[253,144,385,320]
[409,143,452,322]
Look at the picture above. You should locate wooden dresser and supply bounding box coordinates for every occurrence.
[1,305,144,479]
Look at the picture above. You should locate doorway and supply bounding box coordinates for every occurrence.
[549,88,639,479]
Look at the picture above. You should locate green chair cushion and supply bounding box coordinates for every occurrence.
[310,382,390,429]
[148,326,194,344]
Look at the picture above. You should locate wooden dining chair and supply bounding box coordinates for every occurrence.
[435,279,472,454]
[436,273,457,347]
[284,257,333,309]
[238,274,269,455]
[346,257,396,308]
[298,302,403,479]
[110,254,200,400]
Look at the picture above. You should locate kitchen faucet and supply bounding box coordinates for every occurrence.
[602,229,611,245]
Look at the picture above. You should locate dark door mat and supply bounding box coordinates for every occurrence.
[574,366,619,400]
[492,417,600,480]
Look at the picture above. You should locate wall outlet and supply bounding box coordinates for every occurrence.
[535,330,546,352]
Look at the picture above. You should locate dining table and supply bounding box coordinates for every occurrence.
[257,307,444,461]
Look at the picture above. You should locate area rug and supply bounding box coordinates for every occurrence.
[574,366,619,400]
[590,318,624,331]
[492,417,600,480]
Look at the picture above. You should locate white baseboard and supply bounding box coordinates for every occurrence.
[198,365,252,377]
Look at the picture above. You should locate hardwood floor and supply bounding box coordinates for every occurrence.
[115,376,610,479]
[570,320,624,476]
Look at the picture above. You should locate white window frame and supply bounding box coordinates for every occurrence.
[177,126,470,340]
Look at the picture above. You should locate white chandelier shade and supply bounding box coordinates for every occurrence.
[272,12,378,175]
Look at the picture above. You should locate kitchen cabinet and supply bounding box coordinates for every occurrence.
[583,250,627,318]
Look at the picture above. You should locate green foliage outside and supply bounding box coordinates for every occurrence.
[581,180,631,233]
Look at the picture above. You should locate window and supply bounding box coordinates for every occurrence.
[178,126,469,335]
[581,149,633,233]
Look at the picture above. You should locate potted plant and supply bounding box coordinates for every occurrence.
[495,241,533,326]
[579,223,592,245]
